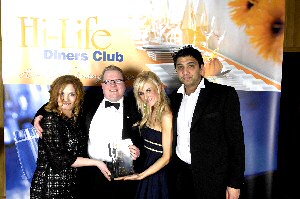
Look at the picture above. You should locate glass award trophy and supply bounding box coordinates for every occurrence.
[107,139,135,178]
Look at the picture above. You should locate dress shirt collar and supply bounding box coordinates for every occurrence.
[177,78,205,96]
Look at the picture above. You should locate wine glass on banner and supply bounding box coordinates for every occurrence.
[199,14,215,49]
[212,18,226,52]
[13,127,39,182]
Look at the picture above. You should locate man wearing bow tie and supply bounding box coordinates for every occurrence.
[33,65,143,199]
[82,65,142,199]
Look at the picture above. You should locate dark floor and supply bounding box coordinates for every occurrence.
[241,172,279,199]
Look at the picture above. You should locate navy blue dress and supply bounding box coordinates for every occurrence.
[135,126,169,199]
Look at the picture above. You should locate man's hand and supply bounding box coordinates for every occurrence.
[129,145,140,160]
[34,115,44,138]
[226,187,240,199]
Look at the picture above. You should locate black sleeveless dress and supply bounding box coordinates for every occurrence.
[135,126,169,199]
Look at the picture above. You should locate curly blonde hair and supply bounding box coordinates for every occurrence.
[133,71,170,128]
[45,75,85,121]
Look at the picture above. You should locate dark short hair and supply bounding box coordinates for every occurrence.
[172,45,204,68]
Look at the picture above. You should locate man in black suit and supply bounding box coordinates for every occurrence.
[33,65,143,199]
[168,45,245,199]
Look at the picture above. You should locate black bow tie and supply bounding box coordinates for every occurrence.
[105,101,120,110]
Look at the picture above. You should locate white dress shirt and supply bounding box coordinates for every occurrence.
[176,79,205,164]
[88,97,124,162]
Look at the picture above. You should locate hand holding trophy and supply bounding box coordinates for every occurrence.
[107,139,135,179]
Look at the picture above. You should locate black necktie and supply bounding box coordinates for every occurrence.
[105,101,120,110]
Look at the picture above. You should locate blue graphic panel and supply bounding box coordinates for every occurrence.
[4,85,280,199]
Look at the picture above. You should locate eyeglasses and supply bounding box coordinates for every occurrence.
[102,79,125,85]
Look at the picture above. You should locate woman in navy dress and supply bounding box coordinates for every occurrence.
[116,71,173,199]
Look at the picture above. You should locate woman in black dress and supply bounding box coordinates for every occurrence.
[30,75,111,199]
[116,71,173,199]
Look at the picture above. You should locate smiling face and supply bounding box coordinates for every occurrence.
[101,70,126,102]
[137,81,159,107]
[57,84,77,117]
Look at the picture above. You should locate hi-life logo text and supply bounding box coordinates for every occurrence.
[19,16,124,62]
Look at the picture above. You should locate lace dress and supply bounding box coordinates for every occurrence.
[30,112,87,199]
[135,126,169,199]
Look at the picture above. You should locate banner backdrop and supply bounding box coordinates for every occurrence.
[2,0,284,198]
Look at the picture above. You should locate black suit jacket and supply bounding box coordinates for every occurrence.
[170,79,245,198]
[82,87,142,148]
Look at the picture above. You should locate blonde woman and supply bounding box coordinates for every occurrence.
[117,71,173,199]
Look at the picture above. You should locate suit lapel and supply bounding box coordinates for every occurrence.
[84,88,104,133]
[122,96,128,138]
[190,79,212,131]
[171,92,183,152]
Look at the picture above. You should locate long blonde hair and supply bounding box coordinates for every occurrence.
[133,71,170,128]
